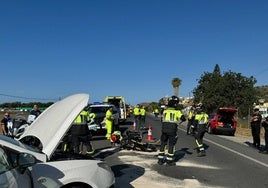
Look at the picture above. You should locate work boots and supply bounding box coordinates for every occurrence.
[157,154,165,165]
[197,148,206,157]
[158,158,165,165]
[165,155,176,166]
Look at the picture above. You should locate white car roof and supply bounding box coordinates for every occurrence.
[19,93,89,160]
[90,104,114,107]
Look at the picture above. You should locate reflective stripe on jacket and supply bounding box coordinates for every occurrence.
[195,113,209,124]
[73,110,90,124]
[162,108,182,123]
[161,108,183,135]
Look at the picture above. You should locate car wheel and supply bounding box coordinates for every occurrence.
[230,131,235,136]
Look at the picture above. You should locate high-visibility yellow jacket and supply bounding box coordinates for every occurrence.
[140,108,146,116]
[133,107,140,116]
[73,110,90,124]
[195,112,209,124]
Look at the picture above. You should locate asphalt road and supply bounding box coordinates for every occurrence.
[91,114,268,188]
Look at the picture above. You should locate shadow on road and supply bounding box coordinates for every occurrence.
[174,147,193,162]
[111,164,145,188]
[93,146,121,159]
[244,141,265,151]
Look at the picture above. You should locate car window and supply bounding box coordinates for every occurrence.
[0,147,12,174]
[112,107,118,114]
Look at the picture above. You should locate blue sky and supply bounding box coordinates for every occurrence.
[0,0,267,105]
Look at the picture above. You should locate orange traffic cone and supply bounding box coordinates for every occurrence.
[147,125,153,141]
[133,121,136,131]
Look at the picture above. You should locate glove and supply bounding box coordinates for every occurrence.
[88,124,98,131]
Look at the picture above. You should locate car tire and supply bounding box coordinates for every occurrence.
[230,131,235,136]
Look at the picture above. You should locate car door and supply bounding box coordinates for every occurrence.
[0,147,32,188]
[112,106,119,125]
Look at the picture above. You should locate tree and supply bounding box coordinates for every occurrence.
[193,64,257,117]
[171,77,182,97]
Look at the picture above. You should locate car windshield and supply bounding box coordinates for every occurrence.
[89,107,109,113]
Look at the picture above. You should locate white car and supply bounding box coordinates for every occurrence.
[87,103,120,131]
[0,93,115,188]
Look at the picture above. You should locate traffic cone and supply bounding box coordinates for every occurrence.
[147,125,153,141]
[133,121,136,131]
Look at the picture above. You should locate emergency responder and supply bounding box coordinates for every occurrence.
[140,106,146,129]
[261,117,268,154]
[250,108,262,149]
[105,106,114,141]
[154,108,159,118]
[160,105,166,122]
[133,104,141,131]
[1,112,11,136]
[193,103,209,157]
[70,109,94,155]
[186,106,196,135]
[157,96,186,166]
[110,130,123,147]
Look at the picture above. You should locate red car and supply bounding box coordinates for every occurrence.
[207,107,237,136]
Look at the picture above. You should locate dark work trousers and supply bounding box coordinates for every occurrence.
[140,115,146,128]
[251,124,261,147]
[134,115,141,131]
[71,124,93,154]
[159,132,177,156]
[187,119,194,134]
[264,128,268,151]
[194,124,207,150]
[72,134,93,154]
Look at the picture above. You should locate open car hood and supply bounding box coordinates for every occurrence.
[218,107,237,116]
[19,93,89,160]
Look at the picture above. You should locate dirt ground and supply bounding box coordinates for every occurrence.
[236,127,251,137]
[236,126,265,138]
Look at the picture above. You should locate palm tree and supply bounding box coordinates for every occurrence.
[171,77,182,97]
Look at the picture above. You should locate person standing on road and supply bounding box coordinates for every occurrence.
[261,117,268,154]
[133,104,141,131]
[154,108,159,118]
[160,105,166,122]
[71,109,94,155]
[193,103,209,157]
[140,106,146,129]
[105,106,114,141]
[1,112,11,136]
[30,104,42,118]
[28,104,42,124]
[186,106,196,135]
[157,96,185,166]
[250,108,262,149]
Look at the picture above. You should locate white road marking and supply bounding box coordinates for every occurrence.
[204,137,268,168]
[178,126,268,168]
